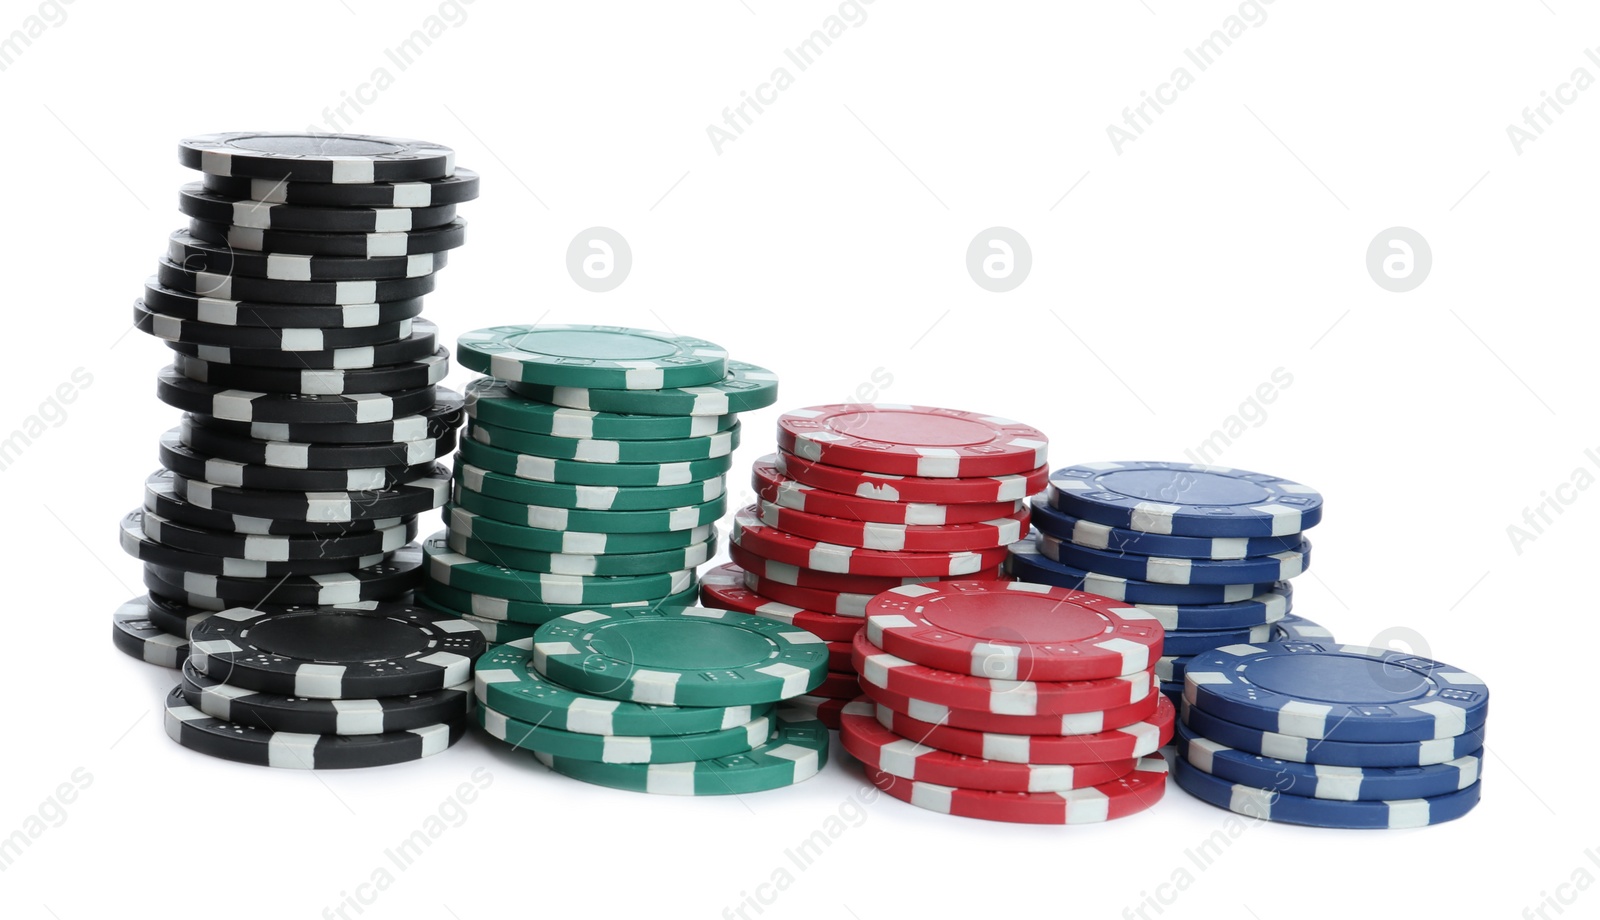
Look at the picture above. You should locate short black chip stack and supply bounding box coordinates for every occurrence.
[113,131,480,769]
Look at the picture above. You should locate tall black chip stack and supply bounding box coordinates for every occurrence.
[113,132,482,769]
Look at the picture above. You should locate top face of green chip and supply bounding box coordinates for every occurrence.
[531,607,829,707]
[456,325,729,390]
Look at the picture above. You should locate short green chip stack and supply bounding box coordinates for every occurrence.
[417,323,779,635]
[473,609,831,795]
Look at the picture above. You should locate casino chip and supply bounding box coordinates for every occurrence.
[535,715,829,795]
[166,230,449,283]
[1029,497,1304,560]
[732,507,1010,577]
[188,217,468,258]
[155,257,438,305]
[699,563,865,642]
[741,570,875,617]
[456,325,729,390]
[170,467,448,521]
[1047,461,1323,537]
[866,755,1168,825]
[446,528,718,577]
[1178,700,1485,768]
[756,500,1027,552]
[180,661,471,736]
[181,417,455,471]
[858,674,1162,736]
[776,451,1048,505]
[1271,613,1332,641]
[423,534,697,604]
[870,696,1175,764]
[189,601,483,698]
[138,304,414,349]
[754,456,1025,526]
[196,389,464,444]
[157,370,441,424]
[507,360,779,417]
[111,597,187,668]
[532,606,829,707]
[146,280,430,328]
[466,418,740,463]
[1172,758,1479,829]
[864,580,1163,682]
[451,481,726,533]
[1007,539,1275,604]
[785,694,848,731]
[178,132,456,183]
[158,429,432,492]
[728,542,951,594]
[455,459,725,511]
[165,322,441,369]
[172,348,450,395]
[777,405,1048,478]
[465,378,738,440]
[1037,532,1310,586]
[1161,623,1274,656]
[421,581,699,626]
[200,168,481,207]
[163,687,465,769]
[177,183,459,233]
[479,705,774,764]
[120,509,384,576]
[446,506,714,555]
[147,544,425,607]
[1183,642,1489,743]
[460,437,733,487]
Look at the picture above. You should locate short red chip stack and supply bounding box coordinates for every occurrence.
[840,580,1173,825]
[699,404,1049,728]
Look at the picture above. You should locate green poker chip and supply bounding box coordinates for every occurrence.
[476,701,772,763]
[532,607,829,707]
[445,506,714,554]
[460,437,733,487]
[465,378,738,439]
[455,324,729,390]
[464,418,741,464]
[422,532,696,604]
[419,599,542,643]
[534,716,829,795]
[508,360,779,417]
[446,528,718,577]
[453,459,727,511]
[475,638,773,736]
[421,581,697,626]
[452,481,726,534]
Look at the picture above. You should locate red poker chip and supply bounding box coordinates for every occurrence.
[786,694,847,730]
[838,699,1139,793]
[698,563,862,642]
[871,694,1176,764]
[757,500,1029,553]
[730,541,998,594]
[743,570,873,618]
[777,405,1048,478]
[865,580,1163,681]
[753,456,1025,525]
[859,674,1162,736]
[776,451,1048,505]
[809,670,864,700]
[852,632,1156,716]
[825,641,852,671]
[732,507,1010,578]
[866,756,1168,824]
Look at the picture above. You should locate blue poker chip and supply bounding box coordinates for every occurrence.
[1133,586,1292,632]
[1029,498,1305,559]
[1155,655,1191,683]
[1183,642,1489,743]
[1180,699,1486,767]
[1172,757,1481,829]
[1160,680,1184,709]
[1271,613,1331,642]
[1048,462,1323,537]
[1174,719,1482,802]
[1036,532,1310,586]
[1007,539,1274,605]
[1162,623,1273,657]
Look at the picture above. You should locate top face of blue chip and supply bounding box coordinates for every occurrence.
[1048,461,1323,537]
[1183,642,1488,744]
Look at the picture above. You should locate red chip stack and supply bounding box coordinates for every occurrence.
[699,404,1049,728]
[840,580,1172,825]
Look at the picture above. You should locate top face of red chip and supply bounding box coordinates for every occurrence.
[864,579,1164,682]
[776,405,1048,478]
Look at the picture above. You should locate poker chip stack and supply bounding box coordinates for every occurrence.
[417,324,779,639]
[471,607,830,796]
[112,131,479,768]
[1007,461,1323,710]
[698,404,1048,728]
[1173,643,1488,828]
[839,581,1171,825]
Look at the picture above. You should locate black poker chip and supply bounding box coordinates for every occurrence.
[144,594,212,640]
[144,543,425,607]
[138,302,413,349]
[119,509,385,577]
[143,277,428,329]
[143,469,409,537]
[166,230,449,282]
[111,597,188,668]
[156,367,438,423]
[155,257,437,306]
[158,428,436,492]
[167,465,449,521]
[178,183,459,233]
[179,415,456,470]
[178,660,471,735]
[163,320,439,370]
[189,389,464,444]
[163,686,467,769]
[178,132,456,184]
[139,504,417,561]
[187,599,483,698]
[171,348,448,395]
[187,217,467,258]
[201,168,480,208]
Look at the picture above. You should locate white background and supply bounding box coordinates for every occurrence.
[1,1,1594,918]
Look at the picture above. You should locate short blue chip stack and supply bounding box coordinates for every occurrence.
[1173,642,1489,828]
[1005,460,1326,708]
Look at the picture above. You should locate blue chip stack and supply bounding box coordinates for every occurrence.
[1173,643,1488,828]
[1005,460,1325,709]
